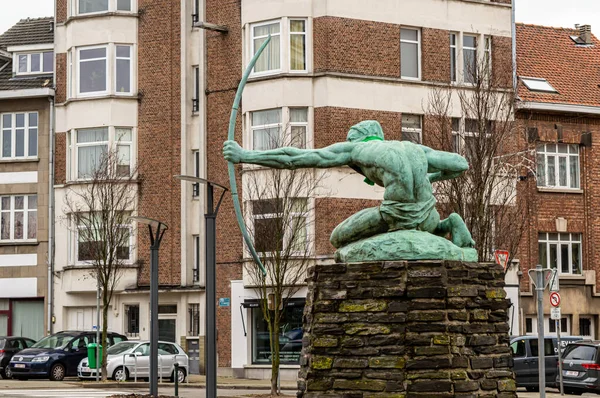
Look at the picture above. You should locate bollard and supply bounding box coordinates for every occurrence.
[174,362,179,397]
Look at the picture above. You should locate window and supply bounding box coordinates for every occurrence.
[0,112,38,159]
[530,338,555,357]
[538,232,582,275]
[15,52,53,75]
[401,114,422,144]
[69,126,135,180]
[510,340,525,357]
[76,213,132,263]
[451,117,491,162]
[450,33,457,82]
[251,301,304,364]
[536,143,580,189]
[192,66,200,112]
[484,35,492,81]
[564,345,597,361]
[188,304,200,336]
[401,28,420,79]
[290,20,306,72]
[125,304,139,337]
[521,77,557,93]
[252,21,281,74]
[158,305,177,314]
[525,317,533,334]
[76,44,134,97]
[549,317,568,333]
[192,150,200,197]
[76,127,109,179]
[463,35,477,84]
[250,107,308,150]
[250,18,308,76]
[0,195,37,241]
[193,235,200,283]
[252,198,308,254]
[77,0,132,14]
[580,317,592,337]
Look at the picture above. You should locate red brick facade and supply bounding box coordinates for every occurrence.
[422,28,451,83]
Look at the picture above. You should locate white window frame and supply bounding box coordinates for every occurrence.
[249,17,310,77]
[538,232,582,275]
[192,66,200,113]
[74,215,133,265]
[193,235,200,283]
[74,0,135,15]
[14,51,54,75]
[192,150,200,198]
[450,33,458,83]
[289,19,307,73]
[400,27,421,80]
[484,35,492,82]
[401,114,422,144]
[536,143,580,190]
[0,112,39,160]
[463,34,478,84]
[74,44,135,99]
[115,127,133,177]
[68,126,136,181]
[0,195,37,242]
[124,303,140,338]
[251,198,310,257]
[248,107,310,151]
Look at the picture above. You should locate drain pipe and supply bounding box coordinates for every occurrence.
[511,0,517,91]
[47,95,55,335]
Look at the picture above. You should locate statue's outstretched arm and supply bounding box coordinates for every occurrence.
[224,140,354,169]
[418,145,469,182]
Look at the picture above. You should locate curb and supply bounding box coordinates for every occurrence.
[73,382,297,390]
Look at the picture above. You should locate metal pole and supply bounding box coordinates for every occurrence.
[557,319,564,395]
[174,362,179,397]
[150,243,159,397]
[96,282,100,382]
[206,183,217,398]
[536,264,546,397]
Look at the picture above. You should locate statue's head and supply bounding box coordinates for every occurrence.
[346,120,385,143]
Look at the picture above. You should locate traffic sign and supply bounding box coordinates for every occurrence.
[494,250,509,271]
[529,267,555,289]
[551,307,561,320]
[550,292,561,307]
[549,270,560,292]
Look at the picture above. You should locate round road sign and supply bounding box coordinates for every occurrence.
[550,291,561,307]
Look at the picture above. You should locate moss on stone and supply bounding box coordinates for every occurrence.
[311,356,333,370]
[346,324,391,335]
[313,337,338,347]
[339,300,387,312]
[369,356,405,368]
[433,335,450,345]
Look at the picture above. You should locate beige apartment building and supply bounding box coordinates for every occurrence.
[0,18,54,340]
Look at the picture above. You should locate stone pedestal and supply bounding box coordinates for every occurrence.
[297,261,517,398]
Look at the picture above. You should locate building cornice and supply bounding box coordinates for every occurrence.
[517,101,600,115]
[0,87,54,99]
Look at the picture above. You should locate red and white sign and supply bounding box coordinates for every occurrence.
[550,291,561,307]
[494,250,510,271]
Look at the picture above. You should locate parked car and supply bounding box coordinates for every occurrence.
[0,337,36,379]
[77,340,187,383]
[8,330,126,381]
[511,335,583,391]
[557,340,600,395]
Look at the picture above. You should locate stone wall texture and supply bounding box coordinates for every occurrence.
[297,260,516,398]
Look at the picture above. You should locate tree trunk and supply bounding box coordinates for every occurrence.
[101,295,109,381]
[270,314,280,396]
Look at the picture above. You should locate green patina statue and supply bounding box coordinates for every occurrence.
[223,120,477,262]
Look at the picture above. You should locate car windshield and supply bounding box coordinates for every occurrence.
[0,339,4,349]
[107,342,138,355]
[31,334,74,349]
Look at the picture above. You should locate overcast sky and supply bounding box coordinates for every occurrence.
[0,0,599,37]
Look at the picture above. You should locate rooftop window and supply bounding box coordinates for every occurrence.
[14,52,53,75]
[521,77,557,93]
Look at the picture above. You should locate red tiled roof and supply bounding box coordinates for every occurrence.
[516,23,600,107]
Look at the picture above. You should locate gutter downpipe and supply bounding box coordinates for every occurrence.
[48,4,56,335]
[511,0,517,91]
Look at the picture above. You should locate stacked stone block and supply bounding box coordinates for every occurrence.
[297,261,516,398]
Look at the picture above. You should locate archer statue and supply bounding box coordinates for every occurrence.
[223,120,477,262]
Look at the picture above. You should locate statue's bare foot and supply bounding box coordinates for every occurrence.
[448,214,475,248]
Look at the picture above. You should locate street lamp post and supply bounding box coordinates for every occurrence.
[174,175,227,398]
[131,216,168,398]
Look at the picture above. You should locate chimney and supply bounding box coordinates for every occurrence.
[579,24,592,44]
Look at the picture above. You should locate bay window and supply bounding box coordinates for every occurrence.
[250,107,308,150]
[76,44,134,97]
[538,232,582,275]
[252,198,308,255]
[250,18,309,76]
[0,112,38,159]
[536,143,580,189]
[0,195,37,242]
[75,213,132,263]
[76,0,133,14]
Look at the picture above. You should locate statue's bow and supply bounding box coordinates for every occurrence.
[226,36,271,276]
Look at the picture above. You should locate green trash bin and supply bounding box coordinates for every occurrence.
[87,343,102,369]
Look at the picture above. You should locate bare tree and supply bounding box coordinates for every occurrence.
[243,127,323,395]
[63,149,138,380]
[424,51,532,265]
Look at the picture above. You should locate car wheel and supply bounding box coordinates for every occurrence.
[3,365,13,379]
[170,367,186,383]
[50,363,66,381]
[112,366,129,382]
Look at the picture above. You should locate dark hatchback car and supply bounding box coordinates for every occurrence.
[9,331,126,381]
[0,337,36,379]
[558,341,600,395]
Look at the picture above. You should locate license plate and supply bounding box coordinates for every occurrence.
[565,370,578,377]
[82,367,90,372]
[14,364,25,368]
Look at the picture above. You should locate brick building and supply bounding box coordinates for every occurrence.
[0,18,54,342]
[51,0,204,368]
[516,23,600,338]
[205,0,513,378]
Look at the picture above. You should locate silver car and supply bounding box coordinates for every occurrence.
[77,340,188,383]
